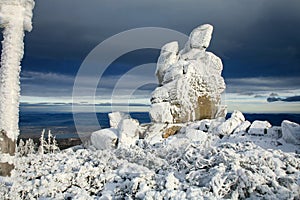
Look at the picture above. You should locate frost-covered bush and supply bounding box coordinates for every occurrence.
[17,139,36,156]
[38,129,60,154]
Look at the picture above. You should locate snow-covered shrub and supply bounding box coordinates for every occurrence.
[17,138,36,156]
[38,129,60,154]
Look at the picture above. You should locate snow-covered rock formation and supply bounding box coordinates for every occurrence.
[0,0,35,176]
[150,24,226,123]
[76,24,300,198]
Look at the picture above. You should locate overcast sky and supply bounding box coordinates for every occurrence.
[2,0,300,112]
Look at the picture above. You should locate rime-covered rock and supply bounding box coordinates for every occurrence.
[188,119,212,132]
[281,120,300,145]
[142,123,167,145]
[216,110,245,135]
[118,118,140,147]
[156,41,179,85]
[91,128,118,150]
[108,112,130,128]
[208,117,226,134]
[162,125,182,138]
[233,121,251,134]
[150,24,226,123]
[184,128,208,142]
[248,120,272,135]
[92,112,140,149]
[149,102,173,123]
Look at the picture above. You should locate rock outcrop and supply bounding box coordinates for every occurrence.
[150,24,226,123]
[281,120,300,145]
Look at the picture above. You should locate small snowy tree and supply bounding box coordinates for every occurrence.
[38,129,47,155]
[17,139,26,156]
[51,135,60,153]
[0,0,35,176]
[17,138,36,156]
[25,138,36,154]
[38,130,59,154]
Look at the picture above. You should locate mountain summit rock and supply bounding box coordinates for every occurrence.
[150,24,226,123]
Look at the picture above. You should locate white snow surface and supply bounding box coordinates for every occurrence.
[0,0,34,141]
[1,112,300,199]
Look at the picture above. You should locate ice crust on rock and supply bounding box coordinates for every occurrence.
[150,24,226,123]
[282,120,300,145]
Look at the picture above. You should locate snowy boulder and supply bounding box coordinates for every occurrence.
[108,112,130,128]
[142,123,167,145]
[208,117,226,134]
[188,119,212,132]
[190,24,213,49]
[91,128,118,150]
[215,110,245,135]
[281,120,300,145]
[162,125,182,138]
[118,118,140,147]
[248,120,272,135]
[197,119,212,132]
[233,120,251,134]
[149,24,226,123]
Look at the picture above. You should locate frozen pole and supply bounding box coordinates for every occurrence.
[0,0,34,176]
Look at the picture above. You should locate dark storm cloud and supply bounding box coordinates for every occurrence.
[23,0,300,71]
[4,0,300,97]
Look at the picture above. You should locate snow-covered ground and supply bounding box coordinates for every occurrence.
[0,112,299,199]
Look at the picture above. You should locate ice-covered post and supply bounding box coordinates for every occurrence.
[0,0,34,176]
